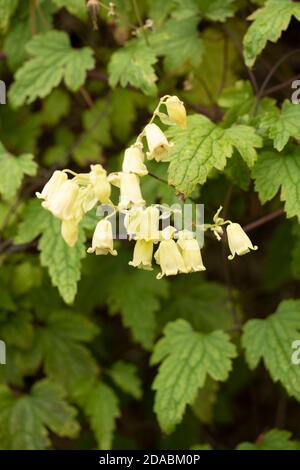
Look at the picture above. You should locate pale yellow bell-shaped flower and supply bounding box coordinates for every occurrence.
[135,206,160,241]
[154,226,187,279]
[124,207,143,240]
[87,219,117,256]
[129,240,153,270]
[79,186,98,213]
[89,164,111,203]
[165,96,187,129]
[122,145,148,176]
[177,230,206,272]
[109,172,145,209]
[145,123,173,162]
[36,170,67,201]
[226,223,258,260]
[42,180,82,221]
[61,218,80,247]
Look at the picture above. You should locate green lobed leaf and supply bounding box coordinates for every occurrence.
[108,360,142,400]
[151,319,237,433]
[150,15,203,71]
[9,31,95,107]
[0,142,37,201]
[108,268,169,349]
[242,299,300,401]
[84,382,120,450]
[166,115,262,196]
[197,0,236,22]
[36,310,99,392]
[243,0,300,67]
[0,379,79,450]
[108,39,158,95]
[38,215,86,304]
[41,89,71,127]
[15,198,49,244]
[253,149,300,222]
[260,99,300,151]
[237,429,300,450]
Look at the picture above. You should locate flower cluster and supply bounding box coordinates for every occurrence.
[36,95,258,279]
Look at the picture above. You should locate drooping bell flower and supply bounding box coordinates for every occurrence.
[135,206,160,241]
[61,218,80,247]
[42,180,82,221]
[144,123,173,162]
[165,96,187,129]
[226,223,258,260]
[124,207,144,240]
[129,240,153,270]
[36,170,67,201]
[87,219,117,256]
[177,230,206,272]
[89,164,111,203]
[154,226,187,279]
[122,145,148,177]
[108,172,145,209]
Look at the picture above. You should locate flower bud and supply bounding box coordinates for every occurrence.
[226,223,258,260]
[177,230,206,272]
[61,218,80,247]
[145,123,173,162]
[165,96,187,129]
[89,164,111,203]
[129,240,153,270]
[122,145,148,176]
[87,219,117,256]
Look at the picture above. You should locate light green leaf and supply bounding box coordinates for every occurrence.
[85,382,120,450]
[197,0,236,22]
[150,16,203,71]
[15,199,49,244]
[9,31,95,107]
[0,142,37,201]
[243,0,300,67]
[0,379,79,450]
[108,269,169,349]
[225,125,262,167]
[253,149,300,222]
[38,215,86,304]
[167,115,262,196]
[108,361,142,400]
[237,429,300,450]
[52,0,87,19]
[41,89,71,127]
[108,39,158,95]
[242,299,300,401]
[260,100,300,151]
[151,319,237,433]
